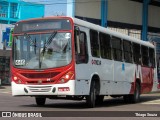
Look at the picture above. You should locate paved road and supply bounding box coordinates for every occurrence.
[0,85,160,120]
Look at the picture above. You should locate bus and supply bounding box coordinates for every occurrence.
[11,16,159,108]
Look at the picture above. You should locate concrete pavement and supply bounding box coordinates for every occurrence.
[0,85,11,94]
[1,85,160,107]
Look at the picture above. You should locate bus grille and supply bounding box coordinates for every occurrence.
[28,86,52,92]
[26,80,55,84]
[21,72,60,78]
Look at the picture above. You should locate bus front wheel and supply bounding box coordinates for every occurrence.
[96,95,104,104]
[35,97,46,106]
[86,81,97,108]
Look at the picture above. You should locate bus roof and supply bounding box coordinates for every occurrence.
[72,17,155,48]
[14,16,154,48]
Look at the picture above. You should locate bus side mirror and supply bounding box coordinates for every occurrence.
[74,26,81,54]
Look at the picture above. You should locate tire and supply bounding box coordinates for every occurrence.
[110,95,122,98]
[123,82,140,103]
[123,95,130,103]
[96,95,104,105]
[35,97,46,106]
[131,82,141,103]
[86,81,97,108]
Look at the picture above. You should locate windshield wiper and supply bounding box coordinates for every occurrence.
[24,33,37,54]
[24,33,34,45]
[34,38,37,54]
[40,31,57,69]
[46,31,57,47]
[42,31,57,56]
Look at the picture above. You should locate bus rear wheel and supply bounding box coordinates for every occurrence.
[123,82,141,103]
[131,82,141,103]
[35,97,46,106]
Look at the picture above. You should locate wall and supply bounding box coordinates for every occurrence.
[75,0,101,19]
[149,5,160,28]
[0,1,45,24]
[108,0,142,25]
[20,2,45,20]
[75,0,160,31]
[0,24,13,50]
[75,0,142,24]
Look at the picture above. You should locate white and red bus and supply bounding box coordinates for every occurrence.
[11,16,159,108]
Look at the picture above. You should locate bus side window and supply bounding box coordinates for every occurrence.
[141,46,149,66]
[123,40,133,63]
[149,48,155,67]
[74,26,80,54]
[111,36,122,61]
[133,43,141,64]
[78,32,88,63]
[74,27,88,64]
[90,29,100,58]
[99,32,112,59]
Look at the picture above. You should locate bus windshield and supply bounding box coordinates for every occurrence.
[12,32,72,69]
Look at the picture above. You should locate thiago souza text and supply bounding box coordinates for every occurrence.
[135,112,158,117]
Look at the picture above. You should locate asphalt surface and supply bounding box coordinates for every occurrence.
[0,85,160,120]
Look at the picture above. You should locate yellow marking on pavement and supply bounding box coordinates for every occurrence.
[142,99,160,104]
[1,92,11,93]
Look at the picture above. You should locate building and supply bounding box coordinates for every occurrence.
[71,0,160,65]
[73,0,160,40]
[1,0,160,84]
[0,0,45,85]
[0,0,44,24]
[24,0,160,41]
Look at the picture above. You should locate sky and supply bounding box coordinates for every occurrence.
[23,0,67,16]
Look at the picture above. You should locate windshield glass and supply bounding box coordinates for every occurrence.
[12,32,72,69]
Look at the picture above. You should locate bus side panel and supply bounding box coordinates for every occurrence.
[112,61,125,94]
[123,63,135,94]
[129,65,156,94]
[74,62,91,95]
[141,67,154,93]
[152,67,159,92]
[99,59,114,95]
[112,62,135,95]
[75,59,114,95]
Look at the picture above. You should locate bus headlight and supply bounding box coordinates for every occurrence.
[13,76,18,81]
[58,71,75,84]
[12,75,22,84]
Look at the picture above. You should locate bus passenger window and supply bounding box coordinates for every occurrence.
[78,32,88,63]
[149,48,155,67]
[90,30,100,58]
[133,43,141,64]
[123,40,132,63]
[141,46,149,66]
[111,37,122,61]
[74,30,88,64]
[99,33,111,59]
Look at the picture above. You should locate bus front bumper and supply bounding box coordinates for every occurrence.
[11,80,75,96]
